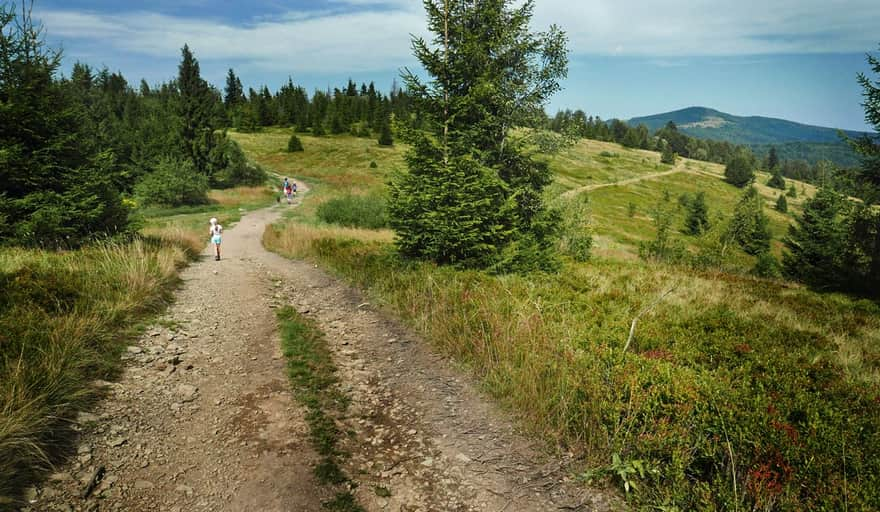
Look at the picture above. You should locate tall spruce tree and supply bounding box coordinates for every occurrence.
[177,44,218,179]
[684,191,710,235]
[782,188,848,288]
[0,4,129,246]
[851,44,880,190]
[726,186,771,255]
[389,0,568,271]
[766,146,779,170]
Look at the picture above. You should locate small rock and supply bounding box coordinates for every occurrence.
[107,436,128,448]
[421,457,434,467]
[134,480,154,490]
[175,484,194,497]
[76,412,100,424]
[126,346,143,354]
[455,453,472,463]
[177,384,198,402]
[49,472,72,482]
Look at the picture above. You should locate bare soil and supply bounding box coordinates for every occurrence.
[26,192,620,511]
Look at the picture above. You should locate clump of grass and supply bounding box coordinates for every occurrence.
[316,194,388,230]
[276,307,362,511]
[0,238,192,504]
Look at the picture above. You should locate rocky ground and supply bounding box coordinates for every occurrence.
[25,196,621,511]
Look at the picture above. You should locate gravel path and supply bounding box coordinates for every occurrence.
[27,192,619,511]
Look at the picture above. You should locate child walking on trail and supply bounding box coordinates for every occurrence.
[209,217,223,261]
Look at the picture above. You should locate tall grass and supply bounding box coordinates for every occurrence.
[0,237,194,504]
[265,229,880,510]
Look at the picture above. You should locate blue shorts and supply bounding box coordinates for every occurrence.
[211,235,222,244]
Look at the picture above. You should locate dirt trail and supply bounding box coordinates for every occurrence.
[560,160,720,199]
[28,191,618,511]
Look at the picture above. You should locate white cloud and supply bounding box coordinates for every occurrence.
[532,0,880,56]
[35,0,880,77]
[39,7,426,73]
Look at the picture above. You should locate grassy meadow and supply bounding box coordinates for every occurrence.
[0,184,275,505]
[241,130,880,510]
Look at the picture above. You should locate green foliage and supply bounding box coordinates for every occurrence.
[316,194,388,230]
[369,161,378,169]
[287,133,304,152]
[276,307,361,509]
[766,146,779,170]
[210,138,267,188]
[0,6,130,247]
[628,202,637,217]
[377,115,393,146]
[684,191,710,235]
[639,205,687,262]
[787,184,797,198]
[660,143,677,165]
[752,251,781,277]
[391,0,567,272]
[0,239,191,504]
[775,194,788,213]
[726,186,771,255]
[851,45,880,190]
[783,188,880,296]
[134,158,209,207]
[783,188,847,288]
[555,195,593,262]
[389,140,512,267]
[767,170,786,189]
[724,154,754,187]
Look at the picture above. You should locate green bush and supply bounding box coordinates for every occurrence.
[752,251,781,277]
[134,158,209,207]
[369,161,378,169]
[212,139,267,188]
[317,194,388,230]
[287,133,304,153]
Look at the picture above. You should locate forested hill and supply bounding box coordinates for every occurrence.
[628,106,870,166]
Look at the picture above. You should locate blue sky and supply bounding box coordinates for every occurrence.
[32,0,880,132]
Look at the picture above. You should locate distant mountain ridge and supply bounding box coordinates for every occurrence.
[627,107,870,167]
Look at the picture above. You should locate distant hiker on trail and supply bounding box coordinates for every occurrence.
[209,217,223,261]
[282,177,293,204]
[292,181,298,197]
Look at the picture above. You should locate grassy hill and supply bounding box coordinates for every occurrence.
[628,106,868,166]
[234,129,880,510]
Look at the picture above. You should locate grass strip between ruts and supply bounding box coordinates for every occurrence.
[276,306,364,511]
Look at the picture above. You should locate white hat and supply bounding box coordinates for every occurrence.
[210,217,217,224]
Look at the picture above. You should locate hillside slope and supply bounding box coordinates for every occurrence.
[628,106,868,166]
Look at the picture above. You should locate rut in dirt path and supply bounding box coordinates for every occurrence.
[560,160,722,199]
[29,194,620,511]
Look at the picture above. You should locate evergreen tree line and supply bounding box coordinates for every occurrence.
[223,70,409,143]
[548,111,754,167]
[0,3,265,247]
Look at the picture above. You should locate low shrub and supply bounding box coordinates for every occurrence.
[287,134,304,153]
[134,158,209,207]
[316,194,388,230]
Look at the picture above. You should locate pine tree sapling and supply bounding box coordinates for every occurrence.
[377,115,393,146]
[767,170,786,189]
[725,154,755,187]
[661,143,676,165]
[775,194,788,213]
[685,191,710,235]
[726,186,771,255]
[787,184,797,198]
[287,133,304,152]
[783,188,847,288]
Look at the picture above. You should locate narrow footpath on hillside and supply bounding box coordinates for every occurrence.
[560,160,720,199]
[27,189,618,512]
